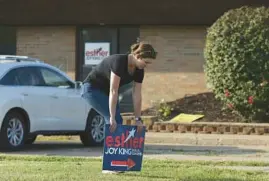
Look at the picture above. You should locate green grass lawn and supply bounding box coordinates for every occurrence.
[0,154,269,181]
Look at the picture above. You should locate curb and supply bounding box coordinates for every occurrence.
[144,132,269,146]
[122,115,269,135]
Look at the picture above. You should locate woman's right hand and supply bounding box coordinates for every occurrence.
[109,118,117,132]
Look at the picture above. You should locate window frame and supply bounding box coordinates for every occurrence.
[0,65,75,89]
[0,66,43,86]
[36,66,75,89]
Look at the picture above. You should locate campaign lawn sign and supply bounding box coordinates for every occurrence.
[102,124,146,172]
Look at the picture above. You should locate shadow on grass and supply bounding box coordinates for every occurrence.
[123,172,259,181]
[121,173,173,180]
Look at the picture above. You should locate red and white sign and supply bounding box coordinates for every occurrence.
[111,158,136,169]
[84,42,110,65]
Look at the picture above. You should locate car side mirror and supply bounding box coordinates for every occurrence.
[74,81,83,89]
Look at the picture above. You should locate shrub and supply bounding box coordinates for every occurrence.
[204,6,269,122]
[150,99,174,121]
[157,100,174,120]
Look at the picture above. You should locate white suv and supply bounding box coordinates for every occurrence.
[0,55,105,151]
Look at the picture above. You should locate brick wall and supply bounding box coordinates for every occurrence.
[140,26,210,109]
[16,26,76,80]
[15,25,210,111]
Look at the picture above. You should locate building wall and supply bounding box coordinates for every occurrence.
[140,26,210,109]
[16,25,210,111]
[16,26,76,80]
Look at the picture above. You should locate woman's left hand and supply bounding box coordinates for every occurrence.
[136,120,144,134]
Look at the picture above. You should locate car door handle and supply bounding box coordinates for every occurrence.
[50,95,58,99]
[21,93,28,96]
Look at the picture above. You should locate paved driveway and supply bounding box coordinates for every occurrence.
[3,141,103,157]
[2,132,269,173]
[2,140,269,173]
[1,140,269,163]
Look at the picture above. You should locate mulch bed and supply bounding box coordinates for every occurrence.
[141,92,243,122]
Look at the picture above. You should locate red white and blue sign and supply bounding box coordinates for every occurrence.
[102,124,146,172]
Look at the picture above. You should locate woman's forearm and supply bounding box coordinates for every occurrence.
[133,91,142,118]
[109,90,118,120]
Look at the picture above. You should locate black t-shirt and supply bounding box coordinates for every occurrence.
[84,54,144,95]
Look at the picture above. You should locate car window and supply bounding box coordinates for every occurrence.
[39,67,74,88]
[0,69,20,85]
[0,67,43,86]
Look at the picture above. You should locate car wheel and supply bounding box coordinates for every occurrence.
[0,111,27,151]
[25,135,37,145]
[80,110,105,147]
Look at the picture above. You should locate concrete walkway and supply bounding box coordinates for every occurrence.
[2,132,269,172]
[145,132,269,172]
[145,132,269,146]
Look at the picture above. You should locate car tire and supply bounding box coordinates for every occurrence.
[0,111,27,151]
[25,135,37,145]
[80,110,105,147]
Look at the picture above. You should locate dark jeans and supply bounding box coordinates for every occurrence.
[81,82,123,125]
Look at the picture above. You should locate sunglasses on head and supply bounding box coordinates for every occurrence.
[143,50,158,59]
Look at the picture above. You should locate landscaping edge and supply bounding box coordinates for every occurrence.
[121,115,269,135]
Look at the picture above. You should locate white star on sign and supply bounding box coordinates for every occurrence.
[124,128,136,143]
